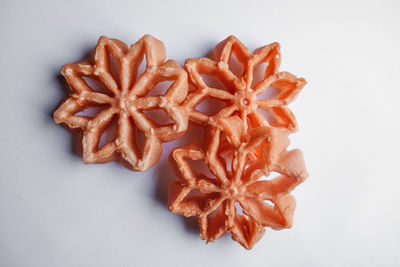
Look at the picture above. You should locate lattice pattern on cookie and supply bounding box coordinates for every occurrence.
[54,35,188,171]
[184,35,306,134]
[168,116,308,249]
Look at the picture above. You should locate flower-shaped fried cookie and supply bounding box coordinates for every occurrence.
[184,35,306,134]
[168,119,308,249]
[54,35,188,171]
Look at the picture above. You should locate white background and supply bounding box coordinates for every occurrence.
[1,0,399,266]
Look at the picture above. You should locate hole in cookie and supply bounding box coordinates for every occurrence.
[82,77,114,96]
[256,108,278,125]
[186,189,204,198]
[109,53,121,87]
[136,54,147,79]
[195,97,228,116]
[75,104,109,118]
[98,114,118,149]
[270,79,298,99]
[251,62,269,89]
[147,80,174,97]
[187,159,217,181]
[260,172,281,181]
[142,109,174,125]
[242,159,261,179]
[244,162,252,171]
[199,74,227,91]
[228,53,244,77]
[234,202,248,218]
[263,199,275,207]
[134,125,146,155]
[219,149,233,172]
[257,85,280,100]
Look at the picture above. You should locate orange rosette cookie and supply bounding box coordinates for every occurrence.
[168,117,308,249]
[54,35,188,171]
[184,35,306,134]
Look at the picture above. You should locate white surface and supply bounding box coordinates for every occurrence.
[1,0,400,266]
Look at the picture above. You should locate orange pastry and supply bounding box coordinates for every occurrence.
[53,34,308,249]
[168,117,308,249]
[184,35,306,134]
[54,35,188,171]
[168,35,308,249]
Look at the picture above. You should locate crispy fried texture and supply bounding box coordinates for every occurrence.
[168,117,308,249]
[54,35,188,171]
[184,35,306,133]
[168,36,308,249]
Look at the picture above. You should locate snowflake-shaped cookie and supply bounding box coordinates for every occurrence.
[54,35,188,171]
[184,35,306,133]
[168,118,308,249]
